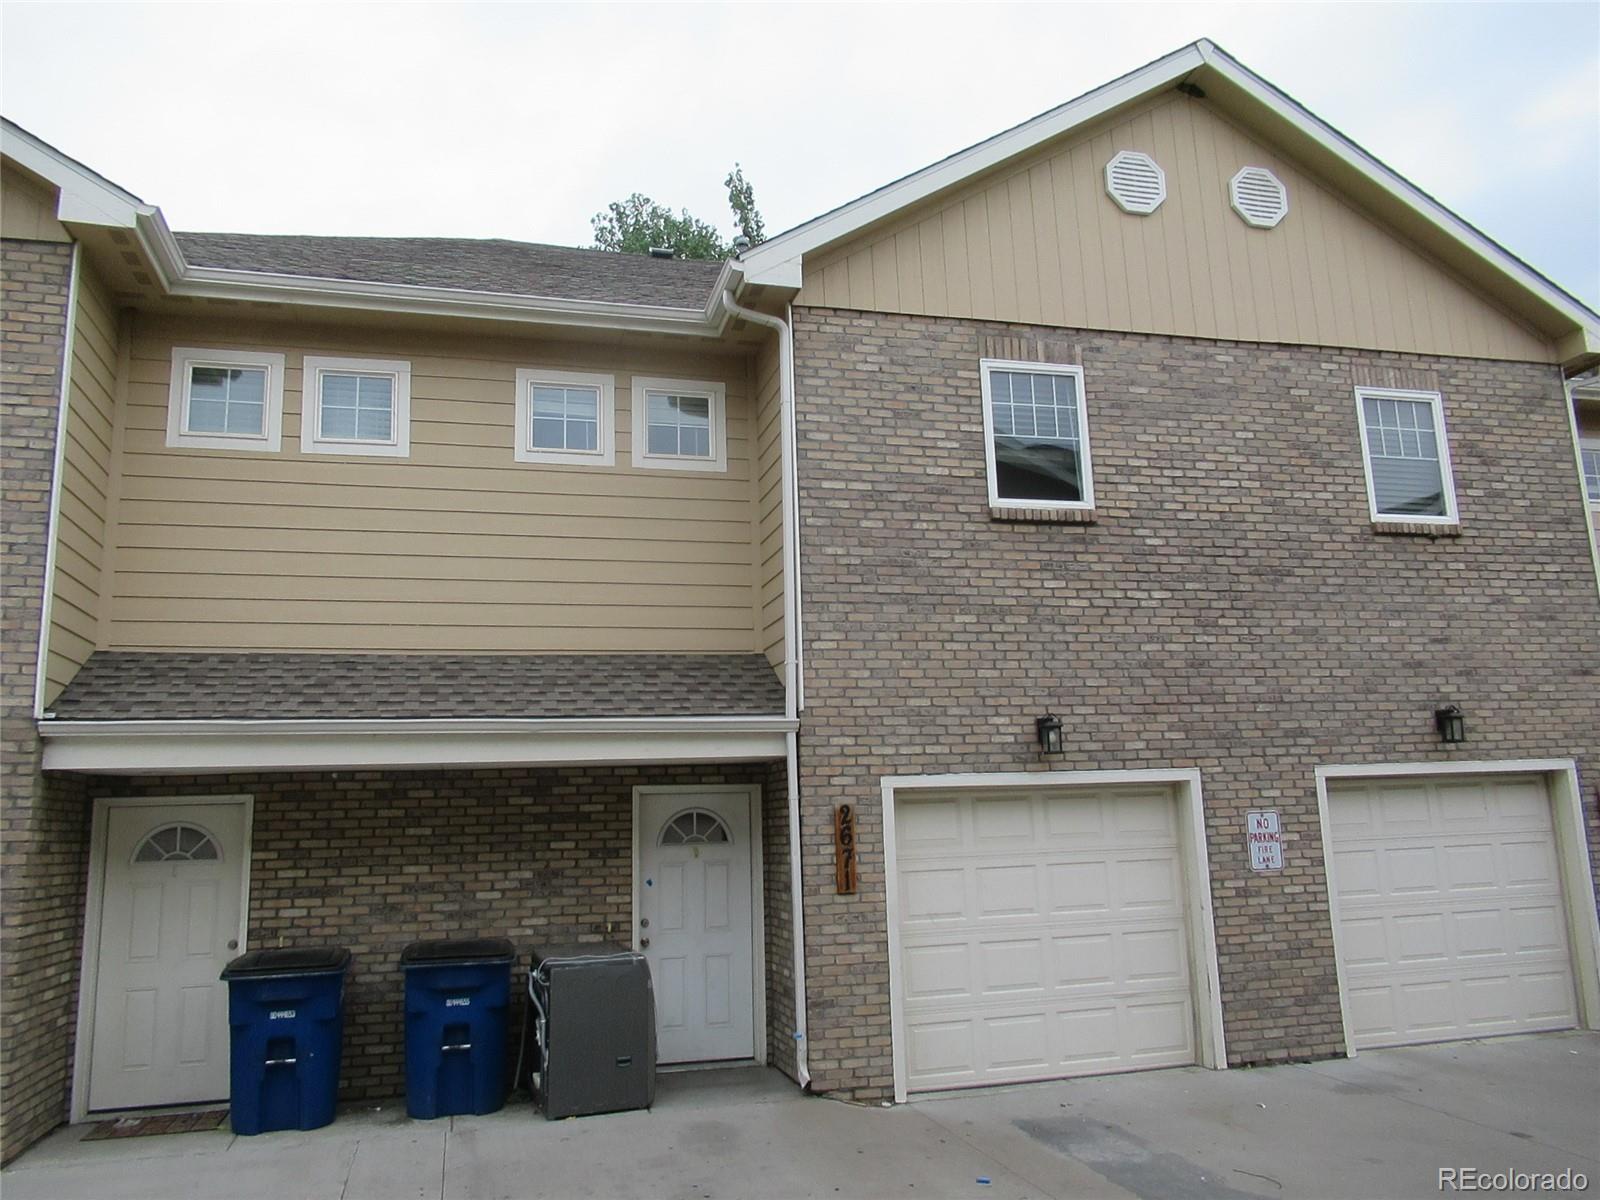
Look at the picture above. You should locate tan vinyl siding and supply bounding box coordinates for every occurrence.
[108,313,761,654]
[0,165,70,243]
[44,262,118,703]
[796,94,1558,364]
[753,337,785,668]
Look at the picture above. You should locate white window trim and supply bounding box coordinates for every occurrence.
[166,347,285,452]
[979,358,1095,511]
[630,376,728,473]
[300,355,411,458]
[514,368,616,466]
[1580,436,1600,505]
[1353,386,1459,525]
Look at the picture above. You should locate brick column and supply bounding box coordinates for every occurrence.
[1,238,89,1163]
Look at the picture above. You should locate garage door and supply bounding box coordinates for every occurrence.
[893,785,1198,1093]
[1327,774,1580,1050]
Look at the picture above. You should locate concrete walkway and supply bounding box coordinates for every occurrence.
[5,1032,1596,1199]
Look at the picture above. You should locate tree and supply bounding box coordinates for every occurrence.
[591,165,766,261]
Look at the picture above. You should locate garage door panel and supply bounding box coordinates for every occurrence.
[898,799,962,847]
[896,785,1200,1092]
[1328,775,1579,1051]
[901,867,966,923]
[974,797,1034,841]
[976,864,1039,917]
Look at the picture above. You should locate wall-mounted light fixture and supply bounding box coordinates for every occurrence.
[1036,714,1064,754]
[1434,705,1466,744]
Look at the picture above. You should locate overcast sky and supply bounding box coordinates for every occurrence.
[3,2,1597,308]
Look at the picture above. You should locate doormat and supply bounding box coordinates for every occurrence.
[81,1110,229,1140]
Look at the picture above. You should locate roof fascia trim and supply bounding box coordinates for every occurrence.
[1,121,152,229]
[41,715,795,736]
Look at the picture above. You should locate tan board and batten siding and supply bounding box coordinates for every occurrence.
[1,164,71,243]
[795,93,1558,364]
[97,313,765,656]
[44,262,119,703]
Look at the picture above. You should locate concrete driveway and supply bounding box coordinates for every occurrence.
[4,1032,1595,1200]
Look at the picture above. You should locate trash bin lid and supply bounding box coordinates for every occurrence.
[221,946,351,979]
[400,937,515,966]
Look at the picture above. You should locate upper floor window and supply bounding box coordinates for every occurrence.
[1354,387,1458,524]
[514,368,616,466]
[301,356,411,458]
[980,359,1094,510]
[631,377,727,472]
[166,347,285,452]
[1581,440,1600,503]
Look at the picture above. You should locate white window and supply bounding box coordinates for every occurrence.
[979,359,1094,510]
[1354,387,1458,523]
[166,347,285,452]
[631,377,727,472]
[514,368,615,466]
[1581,439,1600,504]
[301,355,411,458]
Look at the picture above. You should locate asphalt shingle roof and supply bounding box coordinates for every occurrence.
[46,652,784,722]
[174,233,725,309]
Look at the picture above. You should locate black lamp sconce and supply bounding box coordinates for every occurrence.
[1434,705,1466,744]
[1036,713,1064,754]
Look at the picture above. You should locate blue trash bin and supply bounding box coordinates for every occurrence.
[400,938,515,1119]
[220,947,352,1135]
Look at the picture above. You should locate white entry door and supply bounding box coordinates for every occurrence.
[1327,774,1580,1049]
[88,799,249,1111]
[637,788,756,1063]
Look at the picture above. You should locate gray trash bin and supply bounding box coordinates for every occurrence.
[528,945,655,1119]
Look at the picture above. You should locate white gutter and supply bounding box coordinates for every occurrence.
[721,286,810,1088]
[33,241,81,719]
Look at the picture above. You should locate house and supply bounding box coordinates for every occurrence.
[2,38,1597,1163]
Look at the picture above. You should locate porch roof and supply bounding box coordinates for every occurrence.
[44,651,786,722]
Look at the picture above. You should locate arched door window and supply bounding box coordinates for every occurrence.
[133,824,221,863]
[658,809,731,846]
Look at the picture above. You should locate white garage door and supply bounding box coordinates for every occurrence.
[893,785,1198,1093]
[1328,774,1580,1050]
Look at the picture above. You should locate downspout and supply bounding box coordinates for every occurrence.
[722,287,809,1088]
[33,240,82,719]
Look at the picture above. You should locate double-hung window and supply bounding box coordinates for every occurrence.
[514,369,615,465]
[980,359,1094,510]
[301,356,411,457]
[166,347,285,451]
[1581,438,1600,506]
[631,377,727,472]
[1354,387,1458,523]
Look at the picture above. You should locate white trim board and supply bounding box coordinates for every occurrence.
[879,768,1227,1103]
[71,793,253,1122]
[1313,758,1600,1059]
[41,719,794,775]
[33,241,80,719]
[631,784,767,1066]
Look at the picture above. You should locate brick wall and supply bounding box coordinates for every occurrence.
[92,761,793,1104]
[761,758,798,1080]
[790,306,1600,1100]
[1,239,92,1164]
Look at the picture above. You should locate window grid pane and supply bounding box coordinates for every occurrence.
[1582,447,1600,501]
[989,368,1086,504]
[1363,394,1449,517]
[528,384,601,452]
[188,366,268,436]
[645,391,713,459]
[320,372,395,442]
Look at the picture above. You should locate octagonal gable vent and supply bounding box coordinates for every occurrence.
[1105,151,1166,215]
[1230,166,1288,228]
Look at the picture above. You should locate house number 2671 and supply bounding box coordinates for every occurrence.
[834,804,857,894]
